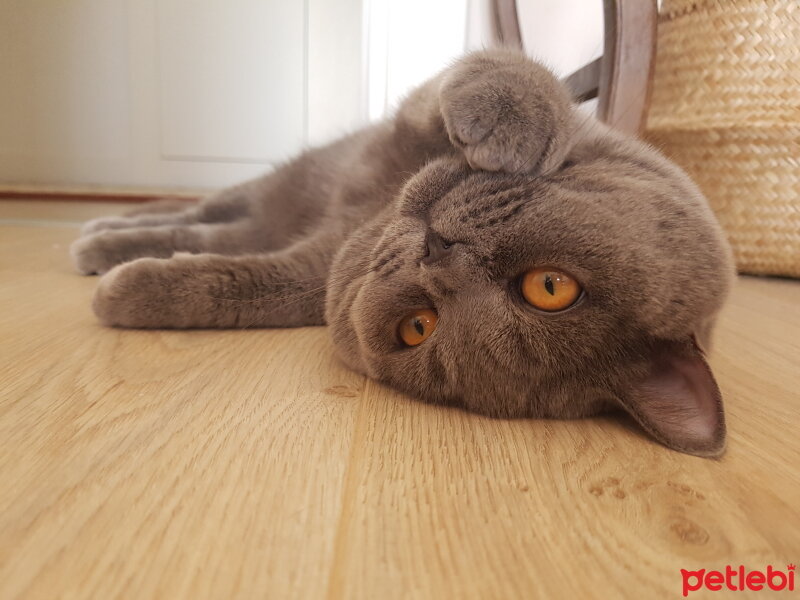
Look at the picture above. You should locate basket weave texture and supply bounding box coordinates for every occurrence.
[645,0,800,277]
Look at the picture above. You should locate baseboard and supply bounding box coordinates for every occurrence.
[0,185,205,203]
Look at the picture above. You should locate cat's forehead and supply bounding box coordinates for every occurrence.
[416,159,687,289]
[431,168,614,237]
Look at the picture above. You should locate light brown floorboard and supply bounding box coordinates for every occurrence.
[0,200,131,226]
[0,201,798,599]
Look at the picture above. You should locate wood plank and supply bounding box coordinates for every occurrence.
[493,0,523,49]
[0,204,798,598]
[597,0,658,135]
[328,282,800,598]
[0,200,133,224]
[0,224,364,599]
[563,57,602,103]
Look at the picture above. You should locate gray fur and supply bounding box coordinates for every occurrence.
[71,50,735,456]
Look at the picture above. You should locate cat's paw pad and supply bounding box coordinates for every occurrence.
[70,232,120,275]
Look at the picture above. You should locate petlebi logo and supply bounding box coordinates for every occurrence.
[681,564,795,596]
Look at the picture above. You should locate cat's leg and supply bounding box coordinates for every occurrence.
[81,198,196,236]
[80,186,249,236]
[394,49,576,175]
[79,208,202,237]
[122,198,196,216]
[71,221,262,275]
[92,234,336,328]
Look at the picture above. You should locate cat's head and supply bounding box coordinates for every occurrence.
[326,129,734,457]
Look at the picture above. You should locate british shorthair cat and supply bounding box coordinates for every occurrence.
[71,49,735,456]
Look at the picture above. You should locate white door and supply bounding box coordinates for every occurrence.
[0,0,479,192]
[0,0,364,191]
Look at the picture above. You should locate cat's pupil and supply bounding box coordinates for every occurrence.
[544,274,555,296]
[413,318,425,335]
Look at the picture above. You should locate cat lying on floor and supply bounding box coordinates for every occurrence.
[71,49,734,457]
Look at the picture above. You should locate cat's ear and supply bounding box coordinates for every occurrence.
[618,337,726,457]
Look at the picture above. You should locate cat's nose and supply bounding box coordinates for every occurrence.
[421,229,453,265]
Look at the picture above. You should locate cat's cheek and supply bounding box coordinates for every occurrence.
[327,306,370,377]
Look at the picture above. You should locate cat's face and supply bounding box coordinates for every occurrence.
[326,143,734,456]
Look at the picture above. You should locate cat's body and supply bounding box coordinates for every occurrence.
[72,50,735,456]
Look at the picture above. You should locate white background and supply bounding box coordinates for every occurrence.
[0,0,603,192]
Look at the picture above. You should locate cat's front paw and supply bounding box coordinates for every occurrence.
[440,50,574,175]
[93,254,221,328]
[70,232,125,275]
[93,258,175,327]
[80,216,124,237]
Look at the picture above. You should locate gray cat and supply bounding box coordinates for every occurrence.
[71,49,735,457]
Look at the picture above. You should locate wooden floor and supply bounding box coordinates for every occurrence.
[1,200,798,599]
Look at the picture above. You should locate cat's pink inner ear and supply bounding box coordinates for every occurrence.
[621,340,726,457]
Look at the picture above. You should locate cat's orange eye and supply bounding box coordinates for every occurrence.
[398,309,438,346]
[521,268,582,312]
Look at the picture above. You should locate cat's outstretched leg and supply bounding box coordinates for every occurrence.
[122,198,196,216]
[80,182,253,236]
[80,198,197,236]
[395,49,576,175]
[79,208,202,237]
[92,235,334,328]
[71,221,262,275]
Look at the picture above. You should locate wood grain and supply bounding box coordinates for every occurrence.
[498,0,658,136]
[0,222,364,599]
[0,202,798,599]
[597,0,658,135]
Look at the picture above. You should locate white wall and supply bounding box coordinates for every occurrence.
[0,0,364,191]
[516,0,604,77]
[365,0,469,120]
[0,0,476,192]
[365,0,606,114]
[0,0,604,192]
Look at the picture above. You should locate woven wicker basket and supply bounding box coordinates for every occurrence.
[645,0,800,277]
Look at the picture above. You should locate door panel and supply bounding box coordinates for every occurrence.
[156,0,305,163]
[0,0,130,162]
[0,0,364,191]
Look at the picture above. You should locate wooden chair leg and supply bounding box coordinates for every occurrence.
[492,0,658,136]
[597,0,657,135]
